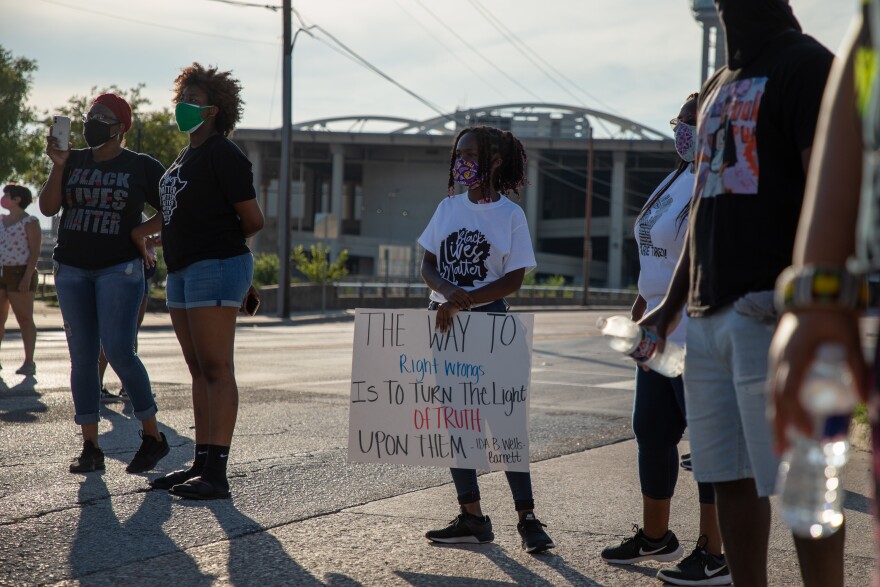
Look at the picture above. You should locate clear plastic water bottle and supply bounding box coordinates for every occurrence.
[596,315,685,378]
[777,343,858,539]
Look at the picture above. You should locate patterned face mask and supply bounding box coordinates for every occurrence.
[453,158,482,188]
[674,123,697,162]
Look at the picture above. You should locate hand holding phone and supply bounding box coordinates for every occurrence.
[242,286,260,316]
[51,115,71,151]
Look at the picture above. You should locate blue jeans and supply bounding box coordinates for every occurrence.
[55,260,157,425]
[633,368,715,504]
[428,297,535,511]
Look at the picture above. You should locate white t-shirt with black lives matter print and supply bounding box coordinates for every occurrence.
[418,193,536,305]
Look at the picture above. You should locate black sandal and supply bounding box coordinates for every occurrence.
[170,477,231,500]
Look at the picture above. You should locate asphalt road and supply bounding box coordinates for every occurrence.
[0,309,646,586]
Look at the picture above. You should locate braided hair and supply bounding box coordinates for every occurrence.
[446,125,528,199]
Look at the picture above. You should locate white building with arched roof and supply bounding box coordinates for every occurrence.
[231,103,678,288]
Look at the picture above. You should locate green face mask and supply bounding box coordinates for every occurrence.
[175,102,213,133]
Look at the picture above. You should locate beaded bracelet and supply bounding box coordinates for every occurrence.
[774,264,870,313]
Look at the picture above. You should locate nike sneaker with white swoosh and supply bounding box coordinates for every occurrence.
[656,535,731,586]
[601,524,683,564]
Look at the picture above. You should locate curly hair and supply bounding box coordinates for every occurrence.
[446,125,528,199]
[172,63,244,136]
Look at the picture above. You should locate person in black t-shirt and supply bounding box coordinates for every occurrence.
[641,2,842,586]
[148,63,264,501]
[39,93,170,476]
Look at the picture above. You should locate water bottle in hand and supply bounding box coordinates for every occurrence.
[597,315,685,378]
[777,343,858,539]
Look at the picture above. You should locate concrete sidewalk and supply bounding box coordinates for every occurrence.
[5,300,355,333]
[46,440,874,586]
[5,303,875,585]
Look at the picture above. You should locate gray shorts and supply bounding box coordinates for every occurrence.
[684,305,780,497]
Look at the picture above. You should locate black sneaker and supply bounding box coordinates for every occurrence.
[681,452,693,472]
[425,509,494,544]
[601,524,683,564]
[517,512,555,553]
[657,536,731,586]
[149,468,199,490]
[100,387,122,403]
[70,440,105,473]
[126,431,170,474]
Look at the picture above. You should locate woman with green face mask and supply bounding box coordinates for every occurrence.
[144,63,264,500]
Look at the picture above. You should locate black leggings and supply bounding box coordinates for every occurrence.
[633,367,715,504]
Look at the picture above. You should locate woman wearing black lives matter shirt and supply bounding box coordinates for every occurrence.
[39,93,170,476]
[148,63,263,500]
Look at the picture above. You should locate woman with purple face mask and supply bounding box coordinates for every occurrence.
[600,94,732,586]
[418,125,555,554]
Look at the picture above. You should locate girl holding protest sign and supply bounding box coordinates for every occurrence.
[418,125,554,554]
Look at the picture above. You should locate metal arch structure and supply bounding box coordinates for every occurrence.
[293,103,670,141]
[293,115,423,133]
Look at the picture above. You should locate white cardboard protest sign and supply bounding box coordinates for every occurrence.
[348,308,534,472]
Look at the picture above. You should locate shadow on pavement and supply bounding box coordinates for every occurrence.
[174,498,339,586]
[0,374,46,423]
[71,474,212,584]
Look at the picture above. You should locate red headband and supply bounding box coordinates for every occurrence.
[92,93,132,133]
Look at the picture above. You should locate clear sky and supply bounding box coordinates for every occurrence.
[4,0,856,140]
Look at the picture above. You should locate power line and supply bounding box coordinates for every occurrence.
[391,0,511,102]
[466,0,583,107]
[292,9,453,121]
[411,0,545,103]
[468,0,621,116]
[204,0,280,10]
[37,0,278,46]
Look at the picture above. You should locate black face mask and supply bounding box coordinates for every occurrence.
[83,119,118,149]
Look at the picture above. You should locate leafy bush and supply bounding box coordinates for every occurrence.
[291,244,349,284]
[543,275,566,287]
[253,252,280,287]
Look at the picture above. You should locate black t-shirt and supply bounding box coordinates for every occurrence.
[686,30,833,316]
[159,135,256,272]
[54,149,164,269]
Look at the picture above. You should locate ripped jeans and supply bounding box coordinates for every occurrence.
[55,259,157,425]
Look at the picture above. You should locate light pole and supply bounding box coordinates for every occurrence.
[277,3,316,317]
[581,124,594,305]
[277,0,292,317]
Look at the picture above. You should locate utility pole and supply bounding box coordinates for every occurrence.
[581,125,594,305]
[277,0,292,317]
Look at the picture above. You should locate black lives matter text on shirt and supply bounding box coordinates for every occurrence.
[54,149,163,270]
[686,30,833,316]
[158,135,257,273]
[438,228,490,287]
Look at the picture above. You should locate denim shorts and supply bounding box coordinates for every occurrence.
[684,304,780,497]
[166,253,254,310]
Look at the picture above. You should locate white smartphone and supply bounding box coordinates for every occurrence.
[51,115,70,150]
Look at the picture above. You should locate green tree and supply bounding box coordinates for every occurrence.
[0,46,43,185]
[291,243,349,312]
